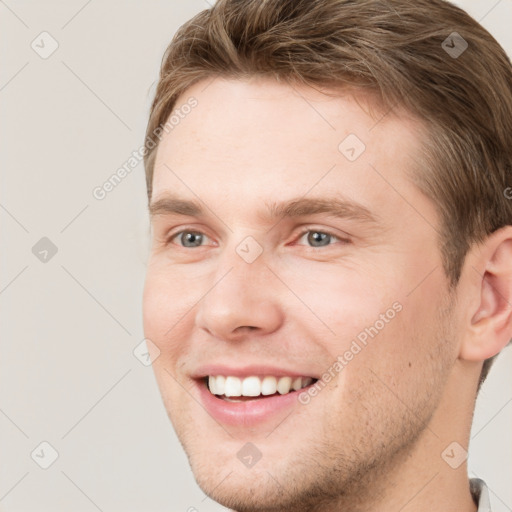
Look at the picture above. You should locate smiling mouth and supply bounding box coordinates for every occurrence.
[204,375,318,402]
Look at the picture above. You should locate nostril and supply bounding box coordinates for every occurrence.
[236,326,257,333]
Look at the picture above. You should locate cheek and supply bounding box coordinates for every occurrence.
[142,264,198,360]
[347,268,453,392]
[280,257,447,380]
[274,259,394,353]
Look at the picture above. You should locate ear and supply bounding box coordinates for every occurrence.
[459,226,512,362]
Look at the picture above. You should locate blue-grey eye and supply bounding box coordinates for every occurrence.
[179,231,204,247]
[306,231,333,247]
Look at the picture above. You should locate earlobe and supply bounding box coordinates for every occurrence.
[460,228,512,362]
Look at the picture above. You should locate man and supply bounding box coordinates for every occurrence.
[142,1,512,510]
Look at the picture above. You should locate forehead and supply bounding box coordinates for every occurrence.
[151,77,432,228]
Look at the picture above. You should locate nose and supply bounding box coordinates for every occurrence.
[195,253,284,341]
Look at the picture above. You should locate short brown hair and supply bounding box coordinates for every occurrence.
[144,0,512,386]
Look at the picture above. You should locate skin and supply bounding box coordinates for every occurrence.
[142,77,512,512]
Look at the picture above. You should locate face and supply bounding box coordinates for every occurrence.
[143,77,458,511]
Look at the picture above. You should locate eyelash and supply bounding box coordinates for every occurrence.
[166,227,351,249]
[295,228,350,247]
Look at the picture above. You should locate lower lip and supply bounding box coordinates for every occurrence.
[195,379,308,427]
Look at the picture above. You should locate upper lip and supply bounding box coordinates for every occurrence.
[191,363,319,380]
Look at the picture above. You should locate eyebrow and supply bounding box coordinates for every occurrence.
[149,193,378,225]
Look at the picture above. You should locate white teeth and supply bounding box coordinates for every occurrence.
[261,376,277,395]
[208,376,217,395]
[302,377,313,388]
[207,375,314,397]
[292,377,302,391]
[277,376,292,394]
[224,376,242,397]
[242,376,261,397]
[215,375,225,395]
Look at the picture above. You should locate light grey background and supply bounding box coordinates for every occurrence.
[1,1,511,510]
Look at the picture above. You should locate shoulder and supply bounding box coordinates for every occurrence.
[470,478,492,512]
